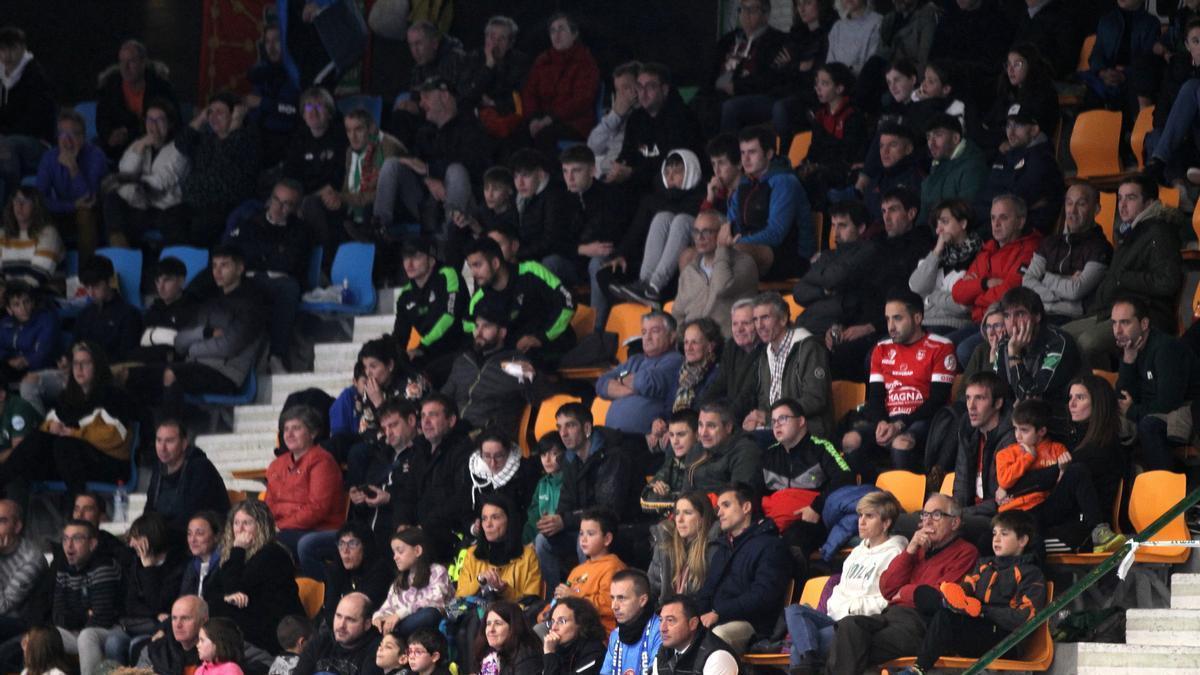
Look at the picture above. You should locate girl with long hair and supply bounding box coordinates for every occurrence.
[647,492,718,603]
[982,43,1060,153]
[0,340,135,495]
[372,527,454,637]
[20,625,71,675]
[194,617,245,675]
[1067,374,1130,523]
[204,500,305,654]
[0,186,63,290]
[456,494,544,603]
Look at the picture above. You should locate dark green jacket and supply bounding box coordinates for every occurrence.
[1087,201,1185,332]
[919,139,988,224]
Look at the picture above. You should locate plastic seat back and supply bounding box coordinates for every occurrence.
[1078,35,1097,72]
[876,470,928,513]
[832,380,865,423]
[1128,470,1191,562]
[591,396,612,427]
[160,246,209,286]
[1070,110,1122,178]
[1131,106,1155,169]
[789,131,812,168]
[328,242,378,313]
[605,303,651,362]
[799,575,829,608]
[96,247,144,310]
[74,100,98,141]
[296,577,325,619]
[1097,191,1116,245]
[571,304,596,340]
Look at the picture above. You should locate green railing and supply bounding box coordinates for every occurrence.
[963,484,1200,675]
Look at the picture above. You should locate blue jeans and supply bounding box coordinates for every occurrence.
[1153,78,1200,166]
[294,529,340,580]
[395,607,443,637]
[784,604,836,666]
[534,530,583,592]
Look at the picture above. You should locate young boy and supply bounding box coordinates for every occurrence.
[541,508,628,632]
[268,614,313,675]
[525,433,572,544]
[642,410,703,510]
[406,628,449,675]
[886,510,1046,675]
[995,399,1124,552]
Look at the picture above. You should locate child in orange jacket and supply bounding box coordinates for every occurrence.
[994,400,1124,552]
[540,508,626,632]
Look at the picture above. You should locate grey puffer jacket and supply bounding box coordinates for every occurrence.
[909,250,972,330]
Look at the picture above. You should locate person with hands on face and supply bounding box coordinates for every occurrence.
[95,39,179,159]
[1112,295,1200,471]
[588,61,641,180]
[108,511,187,667]
[825,493,977,674]
[994,287,1081,419]
[35,109,107,256]
[175,91,258,246]
[103,98,190,249]
[543,597,607,675]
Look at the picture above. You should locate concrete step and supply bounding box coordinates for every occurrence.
[353,314,393,343]
[262,371,348,404]
[1125,608,1200,646]
[233,404,283,433]
[314,341,364,374]
[1077,642,1200,673]
[1173,574,1200,610]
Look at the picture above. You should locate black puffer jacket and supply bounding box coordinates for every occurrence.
[1087,201,1186,332]
[952,404,1014,510]
[557,426,643,530]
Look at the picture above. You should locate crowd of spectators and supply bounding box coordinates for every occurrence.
[3,1,1200,674]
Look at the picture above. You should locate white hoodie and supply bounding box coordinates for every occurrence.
[824,533,908,621]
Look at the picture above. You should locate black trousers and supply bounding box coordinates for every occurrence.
[825,605,926,675]
[915,607,1008,670]
[0,430,125,497]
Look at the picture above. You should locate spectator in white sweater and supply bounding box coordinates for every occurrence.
[782,490,907,672]
[370,527,453,639]
[825,0,883,75]
[0,186,63,292]
[0,499,48,644]
[101,98,190,249]
[908,198,982,335]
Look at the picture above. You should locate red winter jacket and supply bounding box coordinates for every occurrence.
[879,535,979,608]
[951,232,1042,322]
[521,42,601,138]
[265,446,347,532]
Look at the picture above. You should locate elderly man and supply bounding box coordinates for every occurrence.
[826,493,979,674]
[136,595,206,675]
[696,484,791,654]
[463,16,531,138]
[0,499,46,643]
[698,299,762,421]
[672,210,759,337]
[596,311,683,436]
[294,593,382,675]
[743,292,832,439]
[654,594,739,675]
[1022,182,1113,324]
[96,39,179,159]
[1064,174,1185,369]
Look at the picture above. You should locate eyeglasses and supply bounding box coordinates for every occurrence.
[337,539,363,550]
[551,616,573,626]
[770,414,798,426]
[269,195,299,210]
[61,534,92,544]
[918,510,955,522]
[407,647,429,656]
[691,228,719,238]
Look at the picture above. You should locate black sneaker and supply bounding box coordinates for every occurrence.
[608,280,638,303]
[626,282,662,308]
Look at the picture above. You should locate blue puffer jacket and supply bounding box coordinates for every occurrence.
[0,308,59,370]
[727,158,816,259]
[696,517,792,636]
[819,484,881,562]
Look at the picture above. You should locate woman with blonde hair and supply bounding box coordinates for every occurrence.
[647,491,719,603]
[202,500,305,656]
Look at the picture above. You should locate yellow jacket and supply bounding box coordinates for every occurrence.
[456,544,544,603]
[541,553,627,632]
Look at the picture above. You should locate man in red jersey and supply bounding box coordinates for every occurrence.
[845,289,956,471]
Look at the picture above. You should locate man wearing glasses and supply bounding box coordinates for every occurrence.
[826,493,978,674]
[51,519,122,674]
[294,592,382,675]
[35,109,107,256]
[671,210,759,336]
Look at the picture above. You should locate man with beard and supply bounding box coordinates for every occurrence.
[441,292,538,441]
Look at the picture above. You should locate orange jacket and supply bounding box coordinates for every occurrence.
[540,553,627,632]
[265,446,347,531]
[995,438,1069,512]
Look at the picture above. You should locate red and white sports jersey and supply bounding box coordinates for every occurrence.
[869,333,957,417]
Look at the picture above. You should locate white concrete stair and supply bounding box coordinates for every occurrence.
[315,341,365,374]
[1077,642,1200,673]
[1172,573,1200,609]
[261,371,349,404]
[353,314,394,343]
[234,404,284,433]
[1123,608,1200,647]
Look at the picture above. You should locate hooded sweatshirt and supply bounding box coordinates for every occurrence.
[825,534,908,620]
[0,50,55,142]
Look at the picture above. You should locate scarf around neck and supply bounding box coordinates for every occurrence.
[469,449,522,506]
[673,354,716,412]
[618,603,655,645]
[939,231,983,271]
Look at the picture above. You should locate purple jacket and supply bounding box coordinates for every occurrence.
[36,143,108,214]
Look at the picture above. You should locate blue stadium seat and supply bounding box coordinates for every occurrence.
[96,247,144,310]
[337,94,383,127]
[32,424,140,495]
[160,246,210,286]
[185,367,258,408]
[302,242,377,315]
[74,100,98,141]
